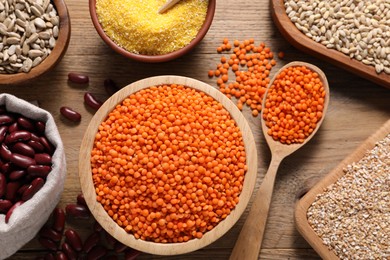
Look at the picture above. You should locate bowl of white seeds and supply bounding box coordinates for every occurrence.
[0,0,71,85]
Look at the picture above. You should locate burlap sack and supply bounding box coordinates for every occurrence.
[0,94,66,259]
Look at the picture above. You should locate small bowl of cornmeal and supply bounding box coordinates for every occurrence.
[89,0,216,63]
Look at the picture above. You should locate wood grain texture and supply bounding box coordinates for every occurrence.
[295,119,390,260]
[2,0,390,259]
[271,0,390,89]
[230,62,330,260]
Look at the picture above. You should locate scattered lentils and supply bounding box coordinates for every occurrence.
[0,0,59,74]
[95,0,208,55]
[262,65,325,144]
[208,38,277,117]
[307,133,390,259]
[284,0,390,74]
[91,84,247,243]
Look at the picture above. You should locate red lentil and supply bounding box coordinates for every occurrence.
[262,65,325,144]
[90,84,247,243]
[209,39,277,116]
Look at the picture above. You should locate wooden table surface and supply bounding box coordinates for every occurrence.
[4,0,390,259]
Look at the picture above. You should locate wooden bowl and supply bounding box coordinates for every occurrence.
[89,0,216,63]
[0,0,71,85]
[79,76,257,255]
[295,119,390,259]
[271,0,390,89]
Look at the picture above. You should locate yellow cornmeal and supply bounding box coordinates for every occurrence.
[96,0,208,55]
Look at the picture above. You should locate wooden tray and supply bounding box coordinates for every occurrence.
[295,119,390,259]
[271,0,390,89]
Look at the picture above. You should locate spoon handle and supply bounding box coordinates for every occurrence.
[230,155,283,260]
[158,0,182,13]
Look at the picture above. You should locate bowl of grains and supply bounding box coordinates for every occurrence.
[89,0,216,63]
[271,0,390,89]
[79,75,258,255]
[295,119,390,259]
[0,0,71,85]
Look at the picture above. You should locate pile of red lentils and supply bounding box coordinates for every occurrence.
[90,84,247,243]
[262,65,326,144]
[208,38,278,117]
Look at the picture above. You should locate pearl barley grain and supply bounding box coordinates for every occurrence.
[307,134,390,259]
[284,0,390,74]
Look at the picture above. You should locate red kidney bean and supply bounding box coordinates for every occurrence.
[22,177,44,201]
[35,121,46,135]
[6,181,20,201]
[68,72,89,84]
[0,125,8,143]
[39,237,58,251]
[82,231,100,253]
[55,251,68,260]
[65,204,90,219]
[60,107,82,122]
[0,173,6,197]
[62,242,78,260]
[114,241,128,253]
[0,143,12,161]
[27,165,51,178]
[39,226,63,242]
[1,162,12,173]
[6,130,32,144]
[76,193,87,207]
[9,170,27,180]
[7,122,19,133]
[44,253,56,260]
[35,153,52,165]
[86,246,107,260]
[5,200,23,223]
[104,78,119,95]
[0,199,12,213]
[30,132,41,142]
[10,153,36,168]
[52,208,66,233]
[124,248,140,260]
[0,114,15,125]
[64,229,83,251]
[17,116,35,132]
[28,140,45,153]
[84,92,103,110]
[17,183,29,196]
[39,136,55,155]
[11,142,36,158]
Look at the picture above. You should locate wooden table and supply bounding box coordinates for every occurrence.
[5,0,390,259]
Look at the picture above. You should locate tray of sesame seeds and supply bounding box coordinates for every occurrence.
[271,0,390,89]
[295,119,390,260]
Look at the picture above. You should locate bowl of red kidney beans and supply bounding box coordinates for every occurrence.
[0,93,66,259]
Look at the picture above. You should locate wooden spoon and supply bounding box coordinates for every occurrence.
[230,61,330,260]
[158,0,182,13]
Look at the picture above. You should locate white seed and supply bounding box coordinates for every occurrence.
[34,17,45,29]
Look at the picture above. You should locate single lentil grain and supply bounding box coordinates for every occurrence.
[91,84,247,243]
[95,0,208,55]
[209,39,277,116]
[307,134,390,259]
[262,65,325,144]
